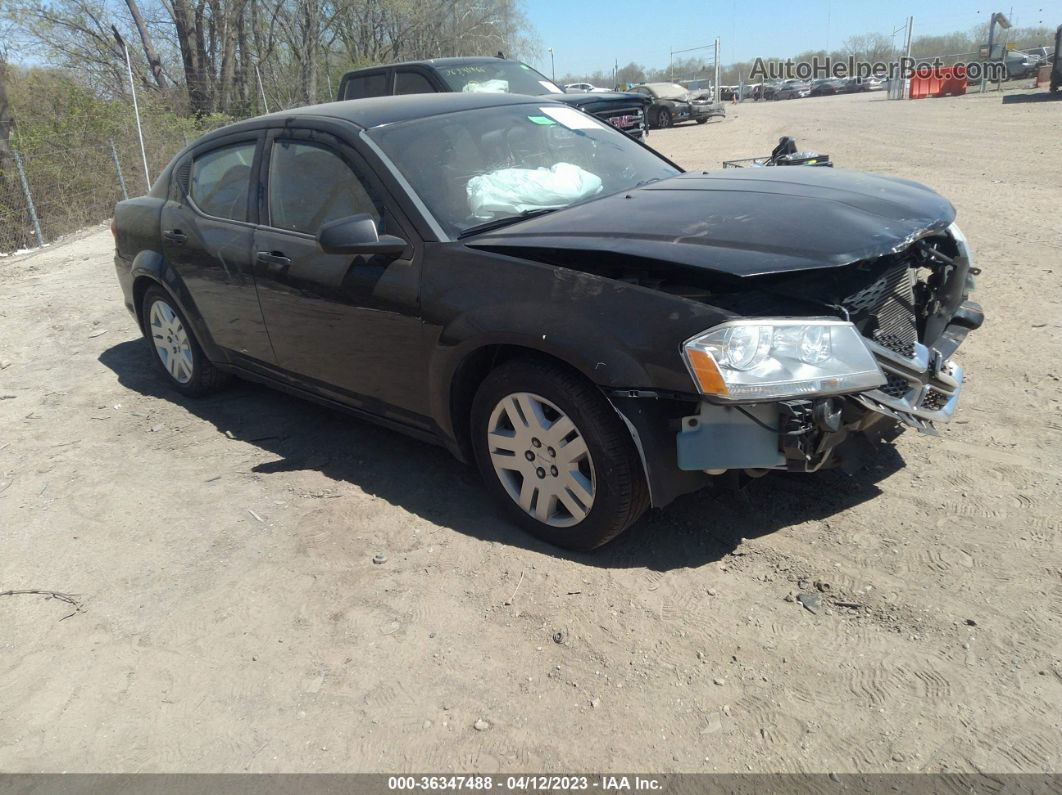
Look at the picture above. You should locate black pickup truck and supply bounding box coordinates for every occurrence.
[336,56,651,139]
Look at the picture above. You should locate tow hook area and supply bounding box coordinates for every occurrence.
[779,398,849,472]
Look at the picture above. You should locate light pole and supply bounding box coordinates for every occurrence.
[111,26,151,191]
[548,48,555,82]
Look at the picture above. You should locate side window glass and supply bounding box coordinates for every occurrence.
[395,71,434,95]
[344,73,388,99]
[189,142,255,221]
[267,140,382,235]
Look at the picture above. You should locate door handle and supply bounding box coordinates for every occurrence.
[256,251,291,272]
[163,230,187,244]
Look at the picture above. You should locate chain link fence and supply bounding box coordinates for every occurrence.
[0,114,224,254]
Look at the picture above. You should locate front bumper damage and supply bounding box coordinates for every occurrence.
[674,296,984,478]
[606,223,983,508]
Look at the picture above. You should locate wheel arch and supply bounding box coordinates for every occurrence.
[130,252,223,361]
[446,344,593,464]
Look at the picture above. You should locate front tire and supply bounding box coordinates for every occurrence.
[141,285,227,397]
[471,358,648,551]
[655,108,672,128]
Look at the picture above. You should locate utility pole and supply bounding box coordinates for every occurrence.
[713,38,721,104]
[903,16,914,100]
[548,48,555,82]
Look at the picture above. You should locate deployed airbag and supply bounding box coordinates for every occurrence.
[467,163,603,217]
[462,79,510,93]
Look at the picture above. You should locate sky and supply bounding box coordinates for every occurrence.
[524,0,1057,79]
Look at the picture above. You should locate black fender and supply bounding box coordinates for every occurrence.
[429,311,657,442]
[129,249,225,362]
[421,246,728,444]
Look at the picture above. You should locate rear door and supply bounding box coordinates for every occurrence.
[251,127,428,421]
[160,133,275,362]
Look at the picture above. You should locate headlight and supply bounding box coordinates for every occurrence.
[682,319,885,401]
[948,222,974,265]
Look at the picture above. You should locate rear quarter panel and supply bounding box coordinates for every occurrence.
[113,196,166,316]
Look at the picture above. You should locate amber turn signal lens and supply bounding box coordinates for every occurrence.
[686,348,729,396]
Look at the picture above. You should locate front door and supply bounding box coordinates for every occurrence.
[251,128,428,422]
[160,134,275,363]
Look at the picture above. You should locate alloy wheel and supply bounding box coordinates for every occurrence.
[486,392,596,528]
[149,299,194,384]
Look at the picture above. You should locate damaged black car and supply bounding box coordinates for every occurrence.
[112,92,983,551]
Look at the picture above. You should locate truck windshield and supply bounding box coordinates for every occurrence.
[437,61,565,96]
[368,103,680,238]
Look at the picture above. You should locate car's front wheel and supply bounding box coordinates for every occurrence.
[141,285,227,397]
[655,108,672,128]
[471,358,648,551]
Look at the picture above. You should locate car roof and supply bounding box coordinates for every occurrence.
[348,56,535,71]
[211,93,565,139]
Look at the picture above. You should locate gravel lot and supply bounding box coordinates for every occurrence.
[1,88,1060,773]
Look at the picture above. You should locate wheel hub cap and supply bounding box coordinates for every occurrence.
[149,300,194,384]
[486,392,596,528]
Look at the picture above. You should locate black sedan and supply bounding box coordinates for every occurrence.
[810,78,847,96]
[113,93,982,551]
[628,83,724,128]
[774,79,812,99]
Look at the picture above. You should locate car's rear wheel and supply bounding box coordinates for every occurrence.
[655,108,672,128]
[471,358,648,551]
[696,117,708,124]
[141,285,227,397]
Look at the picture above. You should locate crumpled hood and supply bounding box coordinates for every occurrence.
[555,91,649,108]
[466,168,956,277]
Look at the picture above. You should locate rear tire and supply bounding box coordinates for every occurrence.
[141,285,227,397]
[696,118,708,124]
[471,358,648,551]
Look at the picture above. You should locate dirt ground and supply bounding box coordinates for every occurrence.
[1,88,1060,774]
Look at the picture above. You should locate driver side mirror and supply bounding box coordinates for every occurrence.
[317,214,407,257]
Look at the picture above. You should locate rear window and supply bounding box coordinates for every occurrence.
[189,142,255,222]
[344,72,389,99]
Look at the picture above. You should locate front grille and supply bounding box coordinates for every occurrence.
[842,265,917,359]
[920,387,950,411]
[880,375,911,399]
[594,106,645,134]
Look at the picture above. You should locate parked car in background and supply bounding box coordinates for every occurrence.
[112,92,981,551]
[629,82,724,127]
[810,78,846,96]
[1003,51,1039,80]
[849,75,883,91]
[565,83,611,93]
[336,57,650,138]
[774,79,812,99]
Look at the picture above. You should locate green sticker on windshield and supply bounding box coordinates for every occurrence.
[528,115,556,125]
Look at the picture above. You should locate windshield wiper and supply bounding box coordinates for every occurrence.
[457,208,558,239]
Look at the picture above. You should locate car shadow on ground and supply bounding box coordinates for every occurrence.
[100,339,905,571]
[1001,91,1061,104]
